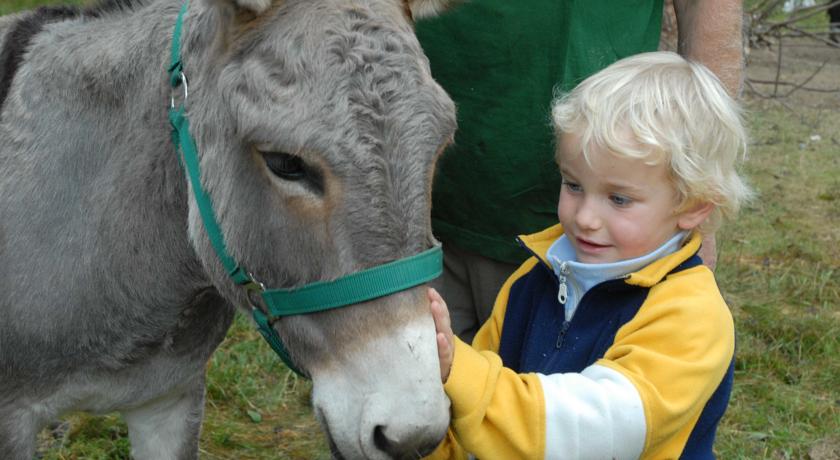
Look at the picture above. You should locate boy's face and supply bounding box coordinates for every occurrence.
[557,133,701,264]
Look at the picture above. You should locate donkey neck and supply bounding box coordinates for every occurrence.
[0,0,228,372]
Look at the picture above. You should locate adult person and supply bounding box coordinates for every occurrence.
[416,0,744,343]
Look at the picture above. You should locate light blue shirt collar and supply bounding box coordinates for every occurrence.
[546,231,690,321]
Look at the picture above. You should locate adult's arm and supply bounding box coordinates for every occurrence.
[673,0,744,268]
[673,0,744,96]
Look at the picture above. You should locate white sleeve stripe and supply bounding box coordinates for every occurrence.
[537,364,646,460]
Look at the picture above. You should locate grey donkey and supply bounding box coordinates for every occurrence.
[0,0,459,458]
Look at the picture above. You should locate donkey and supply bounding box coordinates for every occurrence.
[0,0,458,458]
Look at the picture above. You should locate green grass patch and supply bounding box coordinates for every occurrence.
[713,101,840,458]
[0,0,85,15]
[200,314,329,460]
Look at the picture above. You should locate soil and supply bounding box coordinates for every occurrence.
[745,36,840,109]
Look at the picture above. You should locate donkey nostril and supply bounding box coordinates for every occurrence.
[373,424,440,458]
[373,424,394,454]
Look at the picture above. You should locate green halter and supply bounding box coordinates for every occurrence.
[167,2,442,377]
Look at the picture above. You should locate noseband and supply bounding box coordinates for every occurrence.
[166,2,442,377]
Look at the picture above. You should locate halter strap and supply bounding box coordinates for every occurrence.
[261,247,442,317]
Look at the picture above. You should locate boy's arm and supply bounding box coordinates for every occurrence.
[428,266,734,459]
[424,335,547,460]
[427,260,645,460]
[594,267,735,458]
[425,262,546,460]
[428,260,642,459]
[447,338,651,460]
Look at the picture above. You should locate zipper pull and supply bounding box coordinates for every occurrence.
[558,280,567,304]
[557,262,569,304]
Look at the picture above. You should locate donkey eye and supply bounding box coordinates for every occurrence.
[262,152,305,180]
[260,151,325,195]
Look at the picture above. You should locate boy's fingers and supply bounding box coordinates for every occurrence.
[433,308,453,353]
[428,288,450,323]
[428,289,453,382]
[430,300,452,338]
[430,300,446,331]
[436,332,449,355]
[436,332,453,382]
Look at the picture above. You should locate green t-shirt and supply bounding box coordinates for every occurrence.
[416,0,664,264]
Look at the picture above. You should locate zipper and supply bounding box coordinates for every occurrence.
[557,261,569,304]
[515,237,575,350]
[556,320,571,349]
[555,262,571,348]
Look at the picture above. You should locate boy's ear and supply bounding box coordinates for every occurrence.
[677,202,714,230]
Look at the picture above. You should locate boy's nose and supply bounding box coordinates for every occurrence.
[575,200,602,230]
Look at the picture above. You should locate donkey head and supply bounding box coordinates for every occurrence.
[178,0,457,457]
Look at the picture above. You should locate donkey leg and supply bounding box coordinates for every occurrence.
[0,405,46,460]
[122,378,206,460]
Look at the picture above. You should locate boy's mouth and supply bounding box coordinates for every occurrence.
[575,237,611,252]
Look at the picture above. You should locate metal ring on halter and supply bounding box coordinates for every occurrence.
[243,276,270,318]
[169,71,189,108]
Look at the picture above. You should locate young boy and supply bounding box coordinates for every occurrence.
[426,51,752,460]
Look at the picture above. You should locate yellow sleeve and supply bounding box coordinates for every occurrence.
[443,338,546,459]
[598,266,735,459]
[424,258,546,460]
[423,429,469,460]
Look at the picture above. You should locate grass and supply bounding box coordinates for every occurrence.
[0,0,84,15]
[199,318,329,460]
[36,315,331,460]
[713,101,840,458]
[7,0,840,458]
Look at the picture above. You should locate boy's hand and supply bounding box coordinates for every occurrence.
[428,287,454,383]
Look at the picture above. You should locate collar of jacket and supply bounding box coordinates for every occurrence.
[516,223,703,288]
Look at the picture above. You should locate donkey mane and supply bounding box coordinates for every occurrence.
[84,0,148,17]
[0,0,147,113]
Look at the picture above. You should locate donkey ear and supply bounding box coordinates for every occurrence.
[407,0,461,19]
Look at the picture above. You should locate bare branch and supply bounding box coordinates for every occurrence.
[766,0,840,30]
[773,31,783,97]
[745,0,840,101]
[783,23,840,48]
[749,0,789,25]
[748,79,840,94]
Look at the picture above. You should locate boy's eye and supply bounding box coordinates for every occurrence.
[563,181,582,193]
[609,194,632,206]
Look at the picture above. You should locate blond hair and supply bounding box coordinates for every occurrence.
[551,51,752,232]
